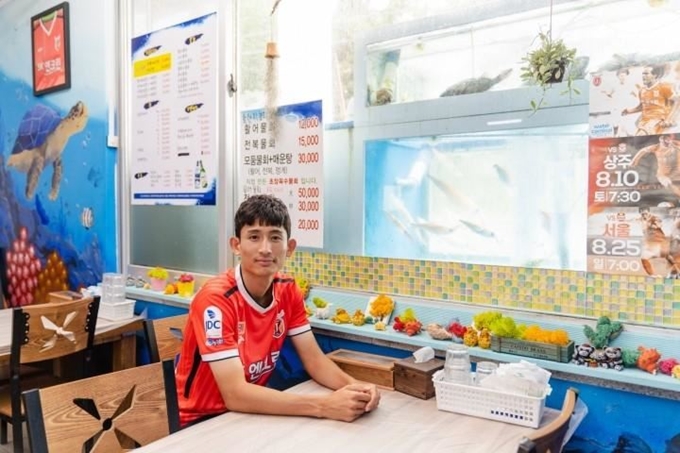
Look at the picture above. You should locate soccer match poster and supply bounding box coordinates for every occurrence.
[587,59,680,276]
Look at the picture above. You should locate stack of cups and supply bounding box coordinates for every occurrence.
[102,273,126,304]
[444,344,472,385]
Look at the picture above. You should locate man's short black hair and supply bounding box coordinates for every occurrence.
[234,195,291,239]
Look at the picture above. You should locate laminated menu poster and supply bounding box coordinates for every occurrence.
[130,13,217,205]
[587,134,680,276]
[587,59,680,275]
[239,100,324,248]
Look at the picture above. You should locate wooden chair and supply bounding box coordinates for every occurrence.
[144,314,187,363]
[517,388,579,453]
[0,296,100,452]
[23,359,180,453]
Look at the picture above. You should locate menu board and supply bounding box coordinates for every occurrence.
[130,13,217,205]
[240,100,324,248]
[587,60,680,276]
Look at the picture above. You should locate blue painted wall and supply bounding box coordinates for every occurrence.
[0,0,116,305]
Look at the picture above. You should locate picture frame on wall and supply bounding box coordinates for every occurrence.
[31,2,71,96]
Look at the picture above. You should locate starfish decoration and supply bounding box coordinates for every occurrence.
[40,311,77,352]
[74,385,140,452]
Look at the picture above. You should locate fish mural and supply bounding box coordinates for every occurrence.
[34,194,49,225]
[80,207,94,230]
[440,68,512,97]
[565,432,680,453]
[87,167,102,188]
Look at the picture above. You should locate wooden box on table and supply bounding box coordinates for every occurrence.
[327,349,396,389]
[48,290,84,304]
[393,356,444,399]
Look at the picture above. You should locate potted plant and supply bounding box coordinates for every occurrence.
[176,273,195,298]
[520,30,579,111]
[147,267,169,291]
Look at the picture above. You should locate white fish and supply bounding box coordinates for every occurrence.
[80,207,94,230]
[492,164,511,186]
[411,218,459,235]
[396,147,431,187]
[459,219,496,238]
[427,172,478,212]
[384,210,420,245]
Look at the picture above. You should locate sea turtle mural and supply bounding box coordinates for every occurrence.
[6,101,88,200]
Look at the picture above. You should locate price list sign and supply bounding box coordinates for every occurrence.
[240,100,324,248]
[130,13,217,205]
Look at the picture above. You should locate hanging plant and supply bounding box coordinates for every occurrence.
[519,1,579,111]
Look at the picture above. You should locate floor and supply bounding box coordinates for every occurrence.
[0,424,29,453]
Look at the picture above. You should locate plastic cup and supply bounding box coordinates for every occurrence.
[474,361,498,385]
[444,344,471,385]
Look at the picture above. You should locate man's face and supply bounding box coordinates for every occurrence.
[660,135,673,147]
[617,72,627,83]
[642,67,656,86]
[230,221,295,277]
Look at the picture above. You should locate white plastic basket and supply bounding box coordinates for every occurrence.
[432,370,546,428]
[99,299,136,321]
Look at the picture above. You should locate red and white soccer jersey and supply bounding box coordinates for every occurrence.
[33,13,66,91]
[175,265,311,426]
[637,82,675,134]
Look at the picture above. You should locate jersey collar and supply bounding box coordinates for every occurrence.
[235,264,277,314]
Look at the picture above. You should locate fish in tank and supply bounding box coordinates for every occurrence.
[363,125,589,270]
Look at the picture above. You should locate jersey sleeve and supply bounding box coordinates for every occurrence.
[189,289,240,362]
[285,283,311,337]
[662,83,675,101]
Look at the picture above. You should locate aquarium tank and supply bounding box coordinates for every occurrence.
[364,125,589,270]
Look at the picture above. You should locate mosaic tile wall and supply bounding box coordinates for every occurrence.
[286,252,680,328]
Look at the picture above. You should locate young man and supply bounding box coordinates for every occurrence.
[622,65,677,136]
[175,194,380,427]
[631,134,680,198]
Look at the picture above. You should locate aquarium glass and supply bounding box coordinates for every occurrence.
[365,124,589,270]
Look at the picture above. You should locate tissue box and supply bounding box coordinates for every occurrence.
[327,349,395,388]
[394,356,444,399]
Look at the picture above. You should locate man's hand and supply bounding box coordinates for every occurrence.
[320,383,379,422]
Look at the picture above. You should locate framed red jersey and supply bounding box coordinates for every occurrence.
[31,2,71,96]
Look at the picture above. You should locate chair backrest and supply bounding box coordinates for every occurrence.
[144,314,187,363]
[11,296,99,367]
[517,388,579,453]
[23,359,180,453]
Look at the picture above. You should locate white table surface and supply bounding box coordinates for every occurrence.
[135,380,561,453]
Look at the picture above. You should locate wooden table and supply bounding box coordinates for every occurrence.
[135,380,561,453]
[0,309,143,371]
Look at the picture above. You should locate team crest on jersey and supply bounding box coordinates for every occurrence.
[237,321,246,344]
[273,310,285,339]
[204,306,222,339]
